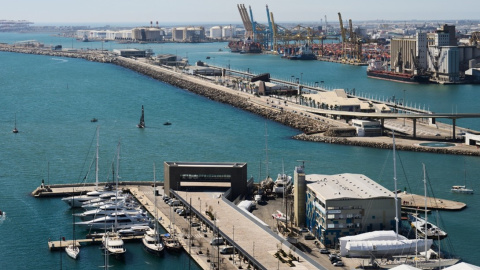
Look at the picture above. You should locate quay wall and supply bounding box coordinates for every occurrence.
[293,133,480,156]
[3,45,480,156]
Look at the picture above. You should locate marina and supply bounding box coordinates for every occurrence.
[2,32,480,269]
[35,181,467,269]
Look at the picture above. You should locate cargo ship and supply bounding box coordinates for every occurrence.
[366,59,430,84]
[281,44,317,60]
[228,37,262,53]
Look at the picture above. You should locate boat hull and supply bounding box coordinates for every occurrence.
[367,70,430,84]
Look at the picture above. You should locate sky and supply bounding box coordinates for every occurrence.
[2,0,479,26]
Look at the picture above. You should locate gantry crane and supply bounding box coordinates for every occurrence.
[338,12,347,60]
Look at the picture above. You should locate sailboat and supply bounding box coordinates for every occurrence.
[66,190,80,259]
[385,164,459,269]
[137,105,145,128]
[62,127,119,208]
[341,132,432,259]
[142,163,164,255]
[451,164,474,194]
[102,141,126,258]
[12,113,18,133]
[0,209,5,223]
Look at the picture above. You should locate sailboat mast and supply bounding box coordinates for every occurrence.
[153,162,158,242]
[114,140,120,231]
[422,163,428,262]
[95,126,99,190]
[264,122,269,179]
[393,132,399,239]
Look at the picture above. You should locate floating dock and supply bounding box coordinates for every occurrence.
[48,235,144,251]
[398,192,466,211]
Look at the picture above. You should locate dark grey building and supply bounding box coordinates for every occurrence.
[163,162,247,199]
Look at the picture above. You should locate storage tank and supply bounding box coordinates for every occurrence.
[222,25,235,38]
[210,26,222,39]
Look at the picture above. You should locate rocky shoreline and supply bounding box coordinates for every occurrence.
[2,46,479,156]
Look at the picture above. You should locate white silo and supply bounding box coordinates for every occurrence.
[222,25,235,39]
[210,26,222,39]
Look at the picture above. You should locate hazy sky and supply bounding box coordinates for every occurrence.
[2,0,479,25]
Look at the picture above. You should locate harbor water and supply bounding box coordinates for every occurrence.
[1,32,480,268]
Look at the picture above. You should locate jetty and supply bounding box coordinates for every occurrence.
[398,192,466,211]
[3,44,480,157]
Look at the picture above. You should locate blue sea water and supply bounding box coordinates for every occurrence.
[1,32,480,268]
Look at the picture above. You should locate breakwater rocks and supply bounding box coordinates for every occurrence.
[293,133,480,156]
[113,57,330,135]
[0,45,116,63]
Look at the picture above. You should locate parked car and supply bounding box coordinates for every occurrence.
[168,200,181,206]
[333,261,344,267]
[320,249,330,254]
[179,209,190,216]
[304,234,315,240]
[219,246,235,254]
[299,228,308,233]
[329,254,341,261]
[190,222,200,227]
[210,237,223,246]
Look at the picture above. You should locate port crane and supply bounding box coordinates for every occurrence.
[236,4,271,50]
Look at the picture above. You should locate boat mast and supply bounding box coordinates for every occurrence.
[264,122,269,179]
[393,131,399,239]
[423,163,428,262]
[95,126,99,190]
[114,140,120,231]
[153,162,159,243]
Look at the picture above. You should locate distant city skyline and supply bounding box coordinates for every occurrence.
[2,0,480,26]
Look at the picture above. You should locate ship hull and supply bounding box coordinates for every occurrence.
[367,71,430,84]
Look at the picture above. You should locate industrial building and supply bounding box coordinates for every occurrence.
[112,49,146,58]
[303,172,398,248]
[163,162,248,199]
[171,26,205,42]
[132,27,164,42]
[390,24,480,83]
[209,25,236,40]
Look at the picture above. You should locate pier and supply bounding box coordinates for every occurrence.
[36,183,467,269]
[3,44,480,157]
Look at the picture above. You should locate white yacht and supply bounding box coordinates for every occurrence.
[102,231,126,257]
[408,213,448,240]
[273,173,292,195]
[142,228,164,255]
[451,185,474,194]
[65,244,80,260]
[75,205,143,221]
[163,233,182,252]
[75,211,151,230]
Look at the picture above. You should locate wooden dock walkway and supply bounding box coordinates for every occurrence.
[398,192,466,211]
[48,235,144,251]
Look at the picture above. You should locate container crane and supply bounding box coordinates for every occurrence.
[338,12,347,60]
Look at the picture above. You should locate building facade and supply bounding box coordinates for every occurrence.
[163,162,248,199]
[305,173,397,248]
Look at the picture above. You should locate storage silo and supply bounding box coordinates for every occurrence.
[210,26,222,39]
[222,25,235,39]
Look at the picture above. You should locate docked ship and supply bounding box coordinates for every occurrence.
[282,44,317,60]
[366,59,430,84]
[228,37,262,53]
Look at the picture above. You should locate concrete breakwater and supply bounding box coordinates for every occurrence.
[293,133,480,156]
[113,57,330,135]
[3,45,480,156]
